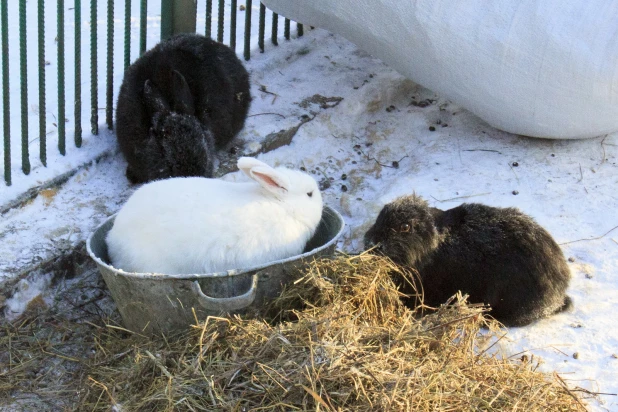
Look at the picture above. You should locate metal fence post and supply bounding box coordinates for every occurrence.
[161,0,197,41]
[217,0,223,42]
[205,0,212,38]
[124,0,131,69]
[20,0,31,172]
[139,0,147,55]
[90,0,98,135]
[1,0,10,185]
[243,0,252,60]
[230,0,237,50]
[38,0,47,163]
[74,0,82,148]
[106,0,113,130]
[271,12,278,46]
[284,18,290,40]
[57,0,66,155]
[258,2,265,52]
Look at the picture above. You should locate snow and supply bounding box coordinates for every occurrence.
[1,5,618,411]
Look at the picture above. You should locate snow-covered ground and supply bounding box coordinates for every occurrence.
[1,5,617,412]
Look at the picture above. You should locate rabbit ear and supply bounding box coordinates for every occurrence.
[171,70,195,116]
[237,157,271,178]
[143,79,170,115]
[249,166,291,197]
[238,157,291,196]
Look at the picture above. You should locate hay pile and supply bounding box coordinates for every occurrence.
[1,255,588,410]
[0,268,118,410]
[71,254,585,411]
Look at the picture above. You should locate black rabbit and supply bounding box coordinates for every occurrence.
[364,194,572,327]
[116,33,251,183]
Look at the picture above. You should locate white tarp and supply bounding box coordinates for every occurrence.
[262,0,618,139]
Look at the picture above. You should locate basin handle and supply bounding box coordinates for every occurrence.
[191,274,259,312]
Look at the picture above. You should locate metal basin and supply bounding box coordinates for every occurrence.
[87,206,345,335]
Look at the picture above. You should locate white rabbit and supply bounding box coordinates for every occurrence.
[105,157,323,275]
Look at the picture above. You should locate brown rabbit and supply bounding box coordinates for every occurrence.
[116,33,251,183]
[364,194,572,326]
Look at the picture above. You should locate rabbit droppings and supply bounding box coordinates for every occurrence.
[364,194,572,327]
[106,157,323,275]
[116,33,251,183]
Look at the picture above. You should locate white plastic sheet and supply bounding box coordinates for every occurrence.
[262,0,618,139]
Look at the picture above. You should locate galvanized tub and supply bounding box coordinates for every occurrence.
[87,206,345,336]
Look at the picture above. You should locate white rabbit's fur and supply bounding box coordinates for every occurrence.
[106,157,323,274]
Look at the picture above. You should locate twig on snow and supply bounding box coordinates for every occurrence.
[462,149,502,154]
[600,135,608,165]
[359,147,409,169]
[554,373,589,410]
[430,192,491,203]
[248,112,285,119]
[560,224,618,245]
[508,162,520,183]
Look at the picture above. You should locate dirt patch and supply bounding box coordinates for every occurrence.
[298,94,343,110]
[216,95,344,177]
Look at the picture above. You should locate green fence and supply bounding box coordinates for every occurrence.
[0,0,305,187]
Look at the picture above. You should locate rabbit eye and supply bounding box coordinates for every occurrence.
[399,223,411,233]
[307,191,313,198]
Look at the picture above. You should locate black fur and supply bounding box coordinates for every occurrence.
[364,194,572,327]
[116,33,251,183]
